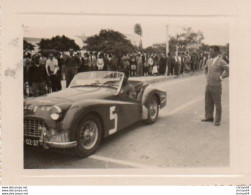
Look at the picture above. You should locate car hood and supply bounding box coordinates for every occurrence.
[24,87,117,106]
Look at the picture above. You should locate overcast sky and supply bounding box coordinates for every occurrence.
[24,15,229,48]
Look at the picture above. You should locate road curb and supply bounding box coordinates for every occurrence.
[131,71,204,84]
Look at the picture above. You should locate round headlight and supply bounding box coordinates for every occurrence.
[49,106,62,120]
[50,113,60,120]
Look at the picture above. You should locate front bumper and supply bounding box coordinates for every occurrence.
[24,117,77,149]
[39,132,77,149]
[41,140,77,149]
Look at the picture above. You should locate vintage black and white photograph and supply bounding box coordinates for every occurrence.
[22,17,230,169]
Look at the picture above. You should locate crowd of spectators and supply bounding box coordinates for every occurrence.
[23,48,229,97]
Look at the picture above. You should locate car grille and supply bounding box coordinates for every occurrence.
[24,118,47,138]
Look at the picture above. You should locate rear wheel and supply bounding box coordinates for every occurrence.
[74,114,102,158]
[146,95,159,124]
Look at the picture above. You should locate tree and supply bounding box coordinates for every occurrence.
[169,27,204,53]
[144,43,166,53]
[84,29,137,56]
[199,43,210,53]
[23,40,34,51]
[169,37,178,54]
[40,49,60,58]
[38,35,80,52]
[220,43,229,56]
[134,23,143,48]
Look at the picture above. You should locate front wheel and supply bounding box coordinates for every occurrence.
[146,95,159,124]
[74,114,102,158]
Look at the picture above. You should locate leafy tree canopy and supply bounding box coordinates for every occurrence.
[143,27,205,55]
[197,43,229,56]
[38,35,80,52]
[169,27,204,53]
[144,43,166,54]
[220,43,229,56]
[84,29,137,56]
[23,40,34,51]
[40,49,60,58]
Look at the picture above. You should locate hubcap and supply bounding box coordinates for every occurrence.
[80,120,99,150]
[149,99,158,120]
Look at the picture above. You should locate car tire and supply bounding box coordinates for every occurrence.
[146,95,159,124]
[74,114,102,158]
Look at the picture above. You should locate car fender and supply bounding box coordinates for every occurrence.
[141,85,166,119]
[142,85,161,106]
[61,99,125,141]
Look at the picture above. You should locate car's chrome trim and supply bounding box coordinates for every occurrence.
[160,98,167,108]
[161,99,166,103]
[43,141,77,149]
[39,132,77,149]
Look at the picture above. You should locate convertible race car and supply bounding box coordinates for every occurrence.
[24,71,166,157]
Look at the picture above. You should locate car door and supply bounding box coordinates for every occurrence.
[111,93,141,131]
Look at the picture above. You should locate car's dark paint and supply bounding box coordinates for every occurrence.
[24,78,166,150]
[62,98,141,140]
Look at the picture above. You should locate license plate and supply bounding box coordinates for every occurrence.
[24,138,39,147]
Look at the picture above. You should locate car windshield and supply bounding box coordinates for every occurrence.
[69,71,124,91]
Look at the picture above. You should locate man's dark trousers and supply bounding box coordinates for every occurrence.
[205,85,222,123]
[66,68,75,87]
[50,75,61,92]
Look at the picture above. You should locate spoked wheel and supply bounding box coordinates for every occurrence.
[74,114,102,158]
[146,95,159,124]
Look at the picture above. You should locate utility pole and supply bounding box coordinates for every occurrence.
[165,25,169,75]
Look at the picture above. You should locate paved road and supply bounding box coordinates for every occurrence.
[24,73,229,169]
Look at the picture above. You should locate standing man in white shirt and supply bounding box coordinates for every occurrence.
[201,46,229,126]
[46,53,61,92]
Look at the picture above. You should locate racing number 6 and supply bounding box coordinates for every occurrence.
[109,106,118,135]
